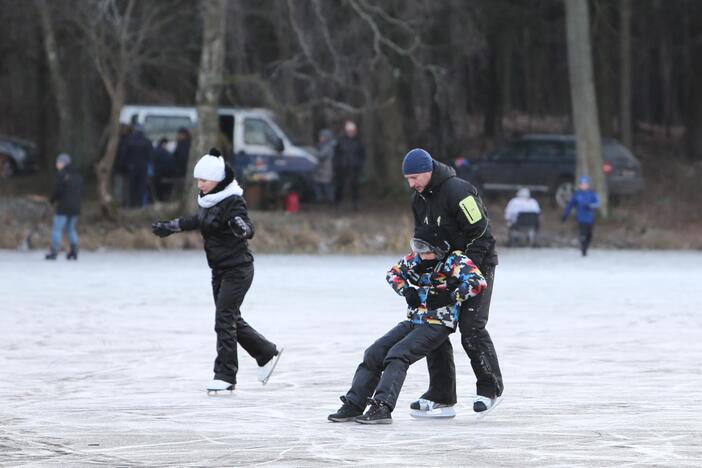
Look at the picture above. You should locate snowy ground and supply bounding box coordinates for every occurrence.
[1,248,701,467]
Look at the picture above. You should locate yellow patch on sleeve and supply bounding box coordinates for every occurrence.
[459,196,483,224]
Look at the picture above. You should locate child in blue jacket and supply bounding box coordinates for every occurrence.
[328,225,487,424]
[561,175,600,256]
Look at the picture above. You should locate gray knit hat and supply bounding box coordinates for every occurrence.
[56,153,71,165]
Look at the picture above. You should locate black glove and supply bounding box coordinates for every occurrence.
[151,219,180,238]
[228,216,251,239]
[426,290,454,309]
[403,287,421,308]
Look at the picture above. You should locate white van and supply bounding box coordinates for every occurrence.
[119,105,318,189]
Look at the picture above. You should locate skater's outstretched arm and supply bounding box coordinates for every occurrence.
[151,214,198,237]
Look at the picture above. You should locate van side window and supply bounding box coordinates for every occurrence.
[244,118,279,148]
[144,115,193,141]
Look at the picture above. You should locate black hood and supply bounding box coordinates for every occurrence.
[425,160,456,194]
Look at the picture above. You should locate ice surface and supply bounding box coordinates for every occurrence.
[1,248,701,467]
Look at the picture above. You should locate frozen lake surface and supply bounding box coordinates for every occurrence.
[1,248,701,467]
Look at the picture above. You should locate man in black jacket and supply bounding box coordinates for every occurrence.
[120,125,152,207]
[402,148,503,415]
[46,153,83,260]
[333,120,365,210]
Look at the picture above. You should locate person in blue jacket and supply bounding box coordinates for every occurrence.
[561,175,600,256]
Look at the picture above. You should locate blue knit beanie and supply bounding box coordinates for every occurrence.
[402,148,433,175]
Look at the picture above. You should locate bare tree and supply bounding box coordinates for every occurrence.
[34,0,74,157]
[565,0,608,216]
[73,0,183,215]
[619,0,632,147]
[181,0,228,212]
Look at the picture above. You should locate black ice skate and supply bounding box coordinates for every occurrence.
[67,245,78,260]
[45,249,58,260]
[206,379,235,395]
[328,397,364,422]
[355,400,392,425]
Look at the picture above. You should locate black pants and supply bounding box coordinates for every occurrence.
[334,167,360,207]
[344,321,452,411]
[211,264,277,385]
[129,172,147,207]
[420,264,503,403]
[579,222,594,255]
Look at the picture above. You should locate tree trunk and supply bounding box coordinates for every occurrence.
[96,84,125,217]
[181,0,228,212]
[565,0,608,216]
[34,0,74,157]
[619,0,632,147]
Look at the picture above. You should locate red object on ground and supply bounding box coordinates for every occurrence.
[284,191,300,213]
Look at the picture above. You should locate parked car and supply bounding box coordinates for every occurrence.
[0,136,38,179]
[454,133,645,207]
[119,105,318,205]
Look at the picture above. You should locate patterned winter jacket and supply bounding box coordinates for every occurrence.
[386,252,487,330]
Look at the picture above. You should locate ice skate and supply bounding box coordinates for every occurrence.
[328,397,364,422]
[258,347,284,385]
[67,245,78,260]
[473,395,502,418]
[355,400,392,425]
[409,398,456,419]
[206,379,234,395]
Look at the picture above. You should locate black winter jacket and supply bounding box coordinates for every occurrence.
[411,160,498,267]
[334,136,365,170]
[177,168,254,271]
[51,164,83,216]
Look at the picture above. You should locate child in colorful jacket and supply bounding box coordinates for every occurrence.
[328,224,487,424]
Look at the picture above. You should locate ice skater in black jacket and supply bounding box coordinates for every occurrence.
[151,148,283,393]
[402,148,503,415]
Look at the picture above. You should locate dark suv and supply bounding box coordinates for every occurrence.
[455,134,645,206]
[0,136,38,179]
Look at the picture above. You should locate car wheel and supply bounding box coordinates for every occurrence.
[554,179,573,208]
[0,155,16,179]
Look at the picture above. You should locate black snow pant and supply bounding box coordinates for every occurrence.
[579,222,594,255]
[211,263,277,385]
[334,167,361,208]
[420,263,503,403]
[344,321,452,411]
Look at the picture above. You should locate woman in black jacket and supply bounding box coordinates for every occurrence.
[152,148,282,393]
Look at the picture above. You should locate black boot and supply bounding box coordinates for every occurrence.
[67,245,78,260]
[45,249,58,260]
[355,399,392,425]
[328,397,364,422]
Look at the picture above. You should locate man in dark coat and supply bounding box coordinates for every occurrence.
[46,153,83,260]
[172,127,192,178]
[334,120,365,210]
[121,125,152,207]
[401,148,503,415]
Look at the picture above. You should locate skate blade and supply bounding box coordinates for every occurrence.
[206,388,235,396]
[409,407,456,419]
[260,347,284,385]
[475,396,502,419]
[355,418,392,425]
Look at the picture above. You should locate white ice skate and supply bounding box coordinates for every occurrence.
[409,398,456,419]
[206,379,234,395]
[258,347,284,385]
[473,395,502,419]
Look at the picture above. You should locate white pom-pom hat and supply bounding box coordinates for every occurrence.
[193,151,225,182]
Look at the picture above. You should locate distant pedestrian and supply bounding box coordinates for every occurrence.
[314,129,335,204]
[122,125,152,207]
[561,175,600,256]
[46,153,82,260]
[113,123,132,207]
[173,127,192,178]
[151,138,175,201]
[334,120,365,210]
